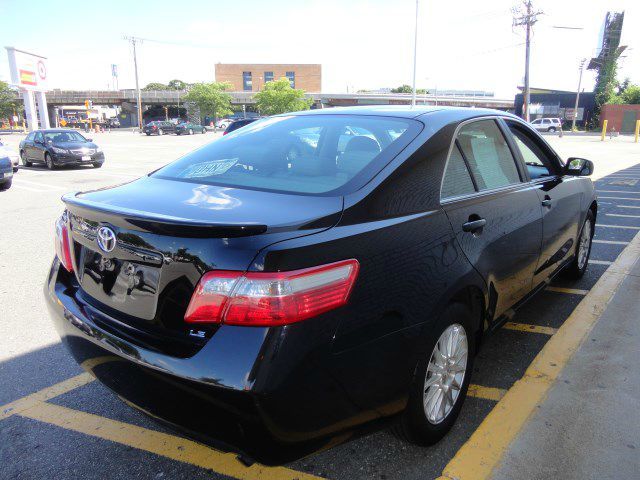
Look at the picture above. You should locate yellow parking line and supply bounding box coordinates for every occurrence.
[18,401,321,480]
[467,385,506,402]
[503,322,557,335]
[546,286,589,295]
[0,372,94,421]
[80,355,123,372]
[437,229,640,480]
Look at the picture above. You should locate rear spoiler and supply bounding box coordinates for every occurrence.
[62,192,267,238]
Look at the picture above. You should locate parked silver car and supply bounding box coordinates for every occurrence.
[0,140,19,172]
[530,117,562,133]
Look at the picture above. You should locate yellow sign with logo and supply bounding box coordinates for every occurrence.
[59,119,67,127]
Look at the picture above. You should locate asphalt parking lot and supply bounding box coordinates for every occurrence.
[1,130,640,480]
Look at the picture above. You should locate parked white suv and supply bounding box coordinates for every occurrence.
[530,117,562,132]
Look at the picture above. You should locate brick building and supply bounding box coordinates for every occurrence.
[214,64,321,93]
[600,104,640,133]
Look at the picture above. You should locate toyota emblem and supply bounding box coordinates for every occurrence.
[97,226,117,253]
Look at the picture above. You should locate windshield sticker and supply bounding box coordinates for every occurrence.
[180,158,239,178]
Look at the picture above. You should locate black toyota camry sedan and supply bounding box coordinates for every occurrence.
[45,107,596,463]
[19,129,105,169]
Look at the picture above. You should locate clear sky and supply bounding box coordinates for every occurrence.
[1,0,638,98]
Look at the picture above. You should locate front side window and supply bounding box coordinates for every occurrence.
[153,115,420,194]
[242,71,252,91]
[34,132,44,143]
[441,144,476,199]
[506,121,556,178]
[26,132,35,141]
[456,119,521,190]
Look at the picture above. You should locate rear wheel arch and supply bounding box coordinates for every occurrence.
[449,285,486,351]
[589,200,597,220]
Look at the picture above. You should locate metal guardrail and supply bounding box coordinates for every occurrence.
[15,89,514,109]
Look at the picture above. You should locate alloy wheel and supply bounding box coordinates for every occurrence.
[577,220,592,270]
[423,324,468,424]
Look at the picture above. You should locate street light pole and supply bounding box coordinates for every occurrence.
[125,36,144,130]
[411,0,419,107]
[571,59,586,132]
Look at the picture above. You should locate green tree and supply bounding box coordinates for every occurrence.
[391,84,413,94]
[184,82,233,120]
[0,81,18,119]
[142,82,169,91]
[254,78,312,115]
[620,85,640,104]
[167,79,188,90]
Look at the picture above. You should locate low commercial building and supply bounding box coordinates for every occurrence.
[514,87,595,127]
[214,64,321,92]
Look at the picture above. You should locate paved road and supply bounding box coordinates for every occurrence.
[1,130,639,479]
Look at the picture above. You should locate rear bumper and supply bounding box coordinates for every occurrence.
[44,259,369,463]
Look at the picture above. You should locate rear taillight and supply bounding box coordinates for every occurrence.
[54,212,74,272]
[184,260,359,326]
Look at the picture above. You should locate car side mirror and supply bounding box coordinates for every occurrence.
[566,157,594,176]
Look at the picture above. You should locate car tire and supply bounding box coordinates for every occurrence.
[0,178,12,191]
[45,153,55,170]
[20,151,32,167]
[201,128,206,134]
[189,128,194,135]
[92,162,103,168]
[13,167,18,173]
[158,129,163,136]
[564,210,594,279]
[146,132,151,136]
[548,127,556,132]
[394,302,475,445]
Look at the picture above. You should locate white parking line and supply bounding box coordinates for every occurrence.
[593,239,629,245]
[10,184,43,192]
[595,224,640,230]
[597,196,640,201]
[606,213,640,218]
[618,205,640,209]
[596,190,640,194]
[13,179,67,191]
[589,259,613,265]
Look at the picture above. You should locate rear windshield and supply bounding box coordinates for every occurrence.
[153,114,420,194]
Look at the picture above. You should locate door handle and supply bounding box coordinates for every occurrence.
[462,218,486,233]
[541,195,552,208]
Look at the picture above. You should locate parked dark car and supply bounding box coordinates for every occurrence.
[223,117,259,135]
[143,121,176,136]
[19,129,105,169]
[46,107,596,464]
[0,155,13,190]
[175,122,206,135]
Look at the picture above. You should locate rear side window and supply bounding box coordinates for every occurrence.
[153,115,420,194]
[456,120,521,190]
[441,144,475,199]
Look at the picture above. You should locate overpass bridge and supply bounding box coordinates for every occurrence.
[40,89,514,110]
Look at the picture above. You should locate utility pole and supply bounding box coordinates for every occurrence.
[513,1,543,122]
[124,36,144,130]
[411,0,419,107]
[571,59,586,132]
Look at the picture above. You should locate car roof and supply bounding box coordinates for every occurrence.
[281,105,517,121]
